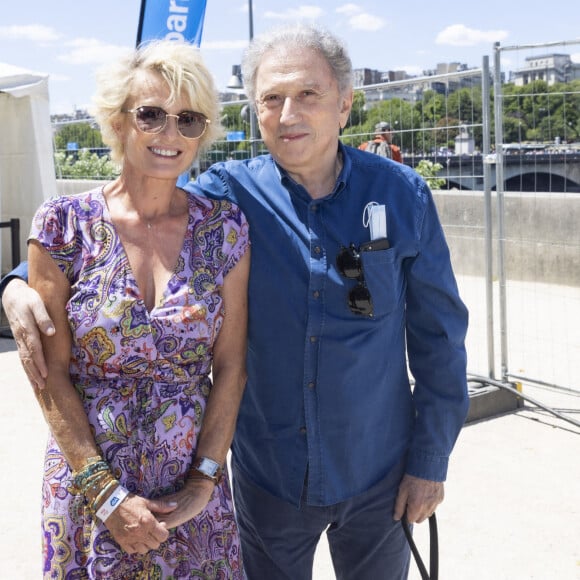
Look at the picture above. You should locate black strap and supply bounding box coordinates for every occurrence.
[401,512,439,580]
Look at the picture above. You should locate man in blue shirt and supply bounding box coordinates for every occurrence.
[2,24,468,579]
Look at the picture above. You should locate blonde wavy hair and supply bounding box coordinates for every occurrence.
[91,39,223,164]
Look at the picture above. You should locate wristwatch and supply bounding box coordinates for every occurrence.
[190,457,224,484]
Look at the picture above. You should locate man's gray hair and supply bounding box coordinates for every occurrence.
[241,23,353,104]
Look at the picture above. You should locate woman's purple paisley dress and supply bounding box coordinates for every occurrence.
[29,187,249,579]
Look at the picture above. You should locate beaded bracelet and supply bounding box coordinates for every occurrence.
[73,459,109,493]
[72,456,103,475]
[82,456,103,466]
[91,478,120,513]
[84,472,116,503]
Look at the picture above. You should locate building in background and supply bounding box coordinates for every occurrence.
[511,53,580,86]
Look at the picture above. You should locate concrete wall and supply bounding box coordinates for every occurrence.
[57,179,105,196]
[56,181,580,287]
[434,191,580,286]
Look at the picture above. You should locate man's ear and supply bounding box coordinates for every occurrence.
[339,88,354,125]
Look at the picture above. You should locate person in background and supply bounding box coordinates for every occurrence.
[359,120,403,162]
[1,23,467,580]
[21,39,250,578]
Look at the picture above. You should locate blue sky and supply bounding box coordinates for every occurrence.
[1,0,579,114]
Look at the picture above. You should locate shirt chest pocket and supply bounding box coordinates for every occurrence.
[360,248,403,318]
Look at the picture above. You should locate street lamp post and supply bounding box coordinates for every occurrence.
[246,0,258,158]
[248,0,254,40]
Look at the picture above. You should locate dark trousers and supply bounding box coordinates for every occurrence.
[232,460,411,580]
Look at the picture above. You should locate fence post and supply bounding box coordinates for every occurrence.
[481,55,496,380]
[493,42,510,382]
[9,218,20,269]
[0,218,21,270]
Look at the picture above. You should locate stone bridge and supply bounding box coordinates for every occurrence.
[405,153,580,192]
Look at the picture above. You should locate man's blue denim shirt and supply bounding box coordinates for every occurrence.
[0,261,28,297]
[190,143,469,507]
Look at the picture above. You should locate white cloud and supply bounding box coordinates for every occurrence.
[336,4,362,16]
[436,24,508,47]
[0,24,60,43]
[263,6,324,20]
[58,39,131,66]
[349,13,385,31]
[334,4,385,31]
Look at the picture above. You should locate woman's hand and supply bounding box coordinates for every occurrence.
[104,494,177,554]
[155,478,215,530]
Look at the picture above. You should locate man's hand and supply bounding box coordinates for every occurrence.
[394,474,444,523]
[2,278,54,390]
[105,495,176,554]
[156,478,215,530]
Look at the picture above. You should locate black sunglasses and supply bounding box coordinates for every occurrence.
[336,244,373,317]
[123,105,210,139]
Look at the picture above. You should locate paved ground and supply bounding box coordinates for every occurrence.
[1,334,579,579]
[313,383,580,580]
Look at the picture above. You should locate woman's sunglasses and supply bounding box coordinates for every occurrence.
[123,105,210,139]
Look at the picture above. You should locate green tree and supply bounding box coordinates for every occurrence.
[355,97,417,152]
[221,104,245,132]
[53,122,106,151]
[419,91,447,127]
[54,150,118,180]
[501,80,580,144]
[448,87,484,149]
[414,159,446,189]
[448,88,480,123]
[348,90,367,128]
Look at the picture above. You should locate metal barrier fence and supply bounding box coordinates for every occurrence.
[0,218,20,336]
[491,39,580,395]
[0,218,20,270]
[51,44,580,397]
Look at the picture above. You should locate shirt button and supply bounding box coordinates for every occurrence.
[308,381,316,389]
[313,246,321,255]
[310,336,317,343]
[312,290,320,299]
[299,427,307,434]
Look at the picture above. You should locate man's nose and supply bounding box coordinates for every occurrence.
[279,96,300,122]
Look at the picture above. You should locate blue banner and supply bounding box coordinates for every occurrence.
[226,131,246,141]
[137,0,207,47]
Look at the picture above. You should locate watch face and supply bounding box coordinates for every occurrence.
[198,457,220,477]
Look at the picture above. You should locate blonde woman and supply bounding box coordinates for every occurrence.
[27,40,249,578]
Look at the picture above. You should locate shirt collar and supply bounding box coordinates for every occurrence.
[276,142,350,201]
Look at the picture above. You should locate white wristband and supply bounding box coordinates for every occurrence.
[96,484,129,522]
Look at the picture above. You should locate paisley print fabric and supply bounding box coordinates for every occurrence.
[29,187,249,579]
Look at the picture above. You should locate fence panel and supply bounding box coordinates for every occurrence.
[492,40,580,392]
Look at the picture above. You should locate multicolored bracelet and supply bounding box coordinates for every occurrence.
[72,458,109,494]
